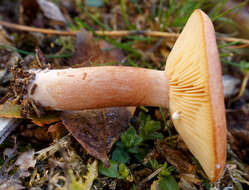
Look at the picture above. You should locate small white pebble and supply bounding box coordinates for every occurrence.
[216,164,221,169]
[172,112,180,120]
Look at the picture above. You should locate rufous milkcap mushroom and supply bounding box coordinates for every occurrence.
[27,10,226,181]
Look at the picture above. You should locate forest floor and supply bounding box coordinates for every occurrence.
[0,0,248,190]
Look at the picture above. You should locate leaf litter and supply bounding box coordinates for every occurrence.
[61,107,133,167]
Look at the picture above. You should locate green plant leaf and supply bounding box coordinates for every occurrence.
[133,146,150,163]
[138,112,164,141]
[157,163,179,190]
[149,159,163,171]
[99,160,129,180]
[119,163,129,179]
[99,160,123,179]
[158,175,180,190]
[121,127,143,149]
[111,147,130,163]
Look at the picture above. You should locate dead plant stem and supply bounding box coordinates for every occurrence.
[0,20,249,46]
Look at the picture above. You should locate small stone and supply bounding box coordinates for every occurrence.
[222,75,240,98]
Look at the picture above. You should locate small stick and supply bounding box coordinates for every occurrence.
[0,20,249,46]
[232,71,249,101]
[138,167,163,185]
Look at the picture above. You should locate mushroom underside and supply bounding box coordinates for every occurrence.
[166,10,226,181]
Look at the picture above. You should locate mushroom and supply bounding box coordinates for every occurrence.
[26,10,226,182]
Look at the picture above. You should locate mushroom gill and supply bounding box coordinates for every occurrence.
[166,10,226,181]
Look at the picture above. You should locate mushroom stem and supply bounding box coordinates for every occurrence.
[28,66,169,110]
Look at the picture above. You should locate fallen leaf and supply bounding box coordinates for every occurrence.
[98,40,125,63]
[69,30,116,67]
[179,174,201,185]
[60,107,133,167]
[47,122,67,140]
[29,111,60,127]
[143,148,160,165]
[0,103,60,126]
[21,126,51,142]
[155,141,195,174]
[178,177,198,190]
[37,0,66,25]
[0,103,22,119]
[15,149,36,171]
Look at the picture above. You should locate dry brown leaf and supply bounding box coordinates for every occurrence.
[143,148,160,164]
[179,173,202,185]
[69,30,116,67]
[155,141,195,174]
[47,122,67,140]
[98,40,125,62]
[178,177,198,190]
[21,126,51,142]
[64,31,135,166]
[29,112,60,127]
[60,107,133,167]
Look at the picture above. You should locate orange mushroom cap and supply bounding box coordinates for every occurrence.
[166,9,226,181]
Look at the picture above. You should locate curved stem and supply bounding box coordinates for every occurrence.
[28,66,169,110]
[232,71,249,101]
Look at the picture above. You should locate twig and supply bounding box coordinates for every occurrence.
[138,167,163,185]
[0,20,249,46]
[0,20,77,36]
[227,44,249,49]
[217,36,249,47]
[232,71,249,101]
